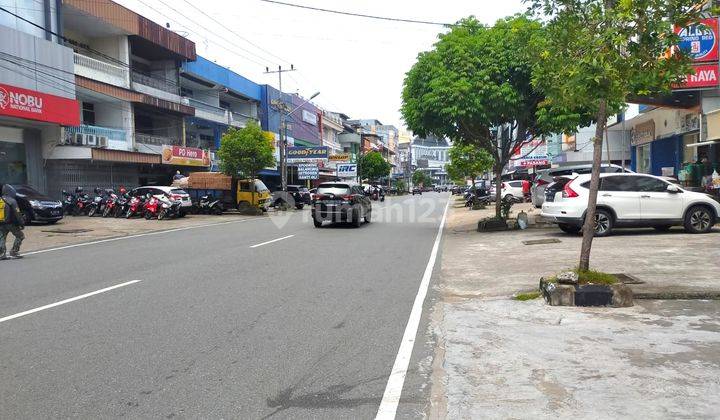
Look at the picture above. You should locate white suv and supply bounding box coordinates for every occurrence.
[541,173,720,236]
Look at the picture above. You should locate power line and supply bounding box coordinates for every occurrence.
[258,0,454,27]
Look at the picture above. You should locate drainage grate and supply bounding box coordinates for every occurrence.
[523,238,562,245]
[41,229,93,234]
[612,273,645,284]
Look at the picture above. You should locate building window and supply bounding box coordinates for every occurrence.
[682,133,699,164]
[82,102,96,126]
[636,144,651,174]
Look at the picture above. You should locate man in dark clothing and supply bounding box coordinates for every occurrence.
[1,184,25,260]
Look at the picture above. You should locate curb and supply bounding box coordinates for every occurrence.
[633,290,720,300]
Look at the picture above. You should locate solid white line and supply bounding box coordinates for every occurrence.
[24,218,258,256]
[250,234,295,248]
[0,280,141,324]
[376,198,450,420]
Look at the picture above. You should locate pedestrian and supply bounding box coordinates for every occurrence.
[0,184,25,260]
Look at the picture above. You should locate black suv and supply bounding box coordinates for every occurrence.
[286,185,312,209]
[4,184,63,224]
[312,182,372,228]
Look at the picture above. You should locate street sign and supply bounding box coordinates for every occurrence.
[675,18,719,62]
[298,163,319,180]
[336,163,357,178]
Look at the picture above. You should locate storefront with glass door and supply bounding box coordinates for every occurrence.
[0,126,27,185]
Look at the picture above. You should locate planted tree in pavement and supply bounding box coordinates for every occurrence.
[360,151,391,182]
[529,0,703,270]
[401,16,583,219]
[218,122,275,211]
[447,143,494,187]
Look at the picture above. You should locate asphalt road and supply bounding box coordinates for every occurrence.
[0,193,450,419]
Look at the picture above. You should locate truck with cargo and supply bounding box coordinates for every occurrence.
[182,172,271,212]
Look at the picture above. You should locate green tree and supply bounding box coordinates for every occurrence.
[412,170,433,187]
[401,16,581,218]
[218,122,275,208]
[359,151,391,181]
[447,143,494,187]
[530,0,701,270]
[394,178,407,193]
[446,162,465,186]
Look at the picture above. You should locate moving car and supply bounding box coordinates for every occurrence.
[312,182,372,228]
[541,173,720,236]
[4,184,63,224]
[531,164,629,208]
[412,187,423,195]
[130,186,192,216]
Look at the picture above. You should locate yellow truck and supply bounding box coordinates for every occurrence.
[186,172,270,211]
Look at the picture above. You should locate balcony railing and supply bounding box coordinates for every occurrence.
[135,133,180,146]
[131,71,180,95]
[188,98,230,124]
[74,53,129,89]
[229,112,256,128]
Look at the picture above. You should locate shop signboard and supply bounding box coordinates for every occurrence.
[675,63,719,90]
[631,120,655,146]
[0,83,80,126]
[298,163,319,180]
[302,110,317,125]
[512,138,549,168]
[336,163,357,178]
[286,146,328,162]
[161,145,211,166]
[675,18,719,62]
[329,153,351,162]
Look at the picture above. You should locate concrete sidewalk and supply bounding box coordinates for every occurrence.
[424,204,720,419]
[13,213,261,253]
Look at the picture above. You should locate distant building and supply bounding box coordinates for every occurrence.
[411,135,451,185]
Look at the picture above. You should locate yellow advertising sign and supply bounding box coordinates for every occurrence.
[329,153,351,162]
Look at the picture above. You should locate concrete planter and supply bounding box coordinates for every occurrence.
[539,278,633,307]
[477,218,508,232]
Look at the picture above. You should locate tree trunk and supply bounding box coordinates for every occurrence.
[579,99,608,271]
[494,164,503,218]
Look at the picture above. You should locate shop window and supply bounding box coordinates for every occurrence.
[636,144,650,174]
[82,102,96,126]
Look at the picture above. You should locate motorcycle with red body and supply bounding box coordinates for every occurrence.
[102,190,119,217]
[125,194,146,219]
[143,193,161,220]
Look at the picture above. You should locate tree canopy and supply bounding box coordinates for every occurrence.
[412,170,433,187]
[447,143,494,183]
[359,151,391,181]
[218,122,275,180]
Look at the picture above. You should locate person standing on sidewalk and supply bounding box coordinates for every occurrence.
[0,184,25,260]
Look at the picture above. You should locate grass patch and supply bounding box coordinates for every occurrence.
[547,268,618,285]
[514,291,542,301]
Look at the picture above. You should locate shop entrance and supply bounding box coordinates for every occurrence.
[0,140,27,184]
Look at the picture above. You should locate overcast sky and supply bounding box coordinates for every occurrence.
[116,0,527,130]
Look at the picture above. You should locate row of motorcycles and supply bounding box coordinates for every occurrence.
[61,187,183,220]
[463,188,524,208]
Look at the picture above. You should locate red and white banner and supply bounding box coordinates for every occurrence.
[676,63,719,89]
[0,83,80,126]
[161,145,211,166]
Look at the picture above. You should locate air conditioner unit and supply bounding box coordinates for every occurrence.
[97,136,109,148]
[85,134,97,146]
[73,133,84,145]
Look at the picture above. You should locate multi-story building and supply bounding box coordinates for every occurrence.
[43,0,197,195]
[180,56,261,157]
[0,0,79,193]
[411,135,451,185]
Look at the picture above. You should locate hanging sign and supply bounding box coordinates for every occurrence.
[675,18,719,62]
[286,146,328,162]
[329,153,351,162]
[336,163,357,178]
[298,163,319,180]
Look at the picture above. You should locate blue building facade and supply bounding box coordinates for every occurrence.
[260,85,321,147]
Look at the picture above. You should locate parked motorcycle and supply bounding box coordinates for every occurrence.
[102,190,119,217]
[61,189,76,215]
[156,194,181,220]
[143,194,161,220]
[125,195,146,219]
[73,187,92,216]
[87,188,108,217]
[114,193,131,218]
[197,195,224,215]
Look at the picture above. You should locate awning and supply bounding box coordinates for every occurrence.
[685,140,720,148]
[91,148,161,164]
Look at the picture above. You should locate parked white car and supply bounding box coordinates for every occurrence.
[531,164,630,208]
[501,180,525,201]
[130,186,193,215]
[541,173,720,236]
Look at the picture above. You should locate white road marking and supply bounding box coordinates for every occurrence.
[250,234,295,248]
[376,198,450,420]
[24,218,258,256]
[0,280,141,324]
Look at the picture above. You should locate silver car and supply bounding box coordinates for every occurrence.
[531,164,630,208]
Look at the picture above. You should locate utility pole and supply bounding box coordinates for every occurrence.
[265,65,296,192]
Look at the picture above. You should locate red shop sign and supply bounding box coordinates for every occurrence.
[675,63,719,89]
[0,83,80,126]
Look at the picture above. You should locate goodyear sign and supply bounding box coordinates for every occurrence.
[286,146,328,162]
[336,163,357,178]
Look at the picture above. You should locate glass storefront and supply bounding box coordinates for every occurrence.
[636,144,651,174]
[0,140,27,184]
[682,133,699,164]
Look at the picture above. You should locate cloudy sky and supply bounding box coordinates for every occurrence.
[116,0,527,129]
